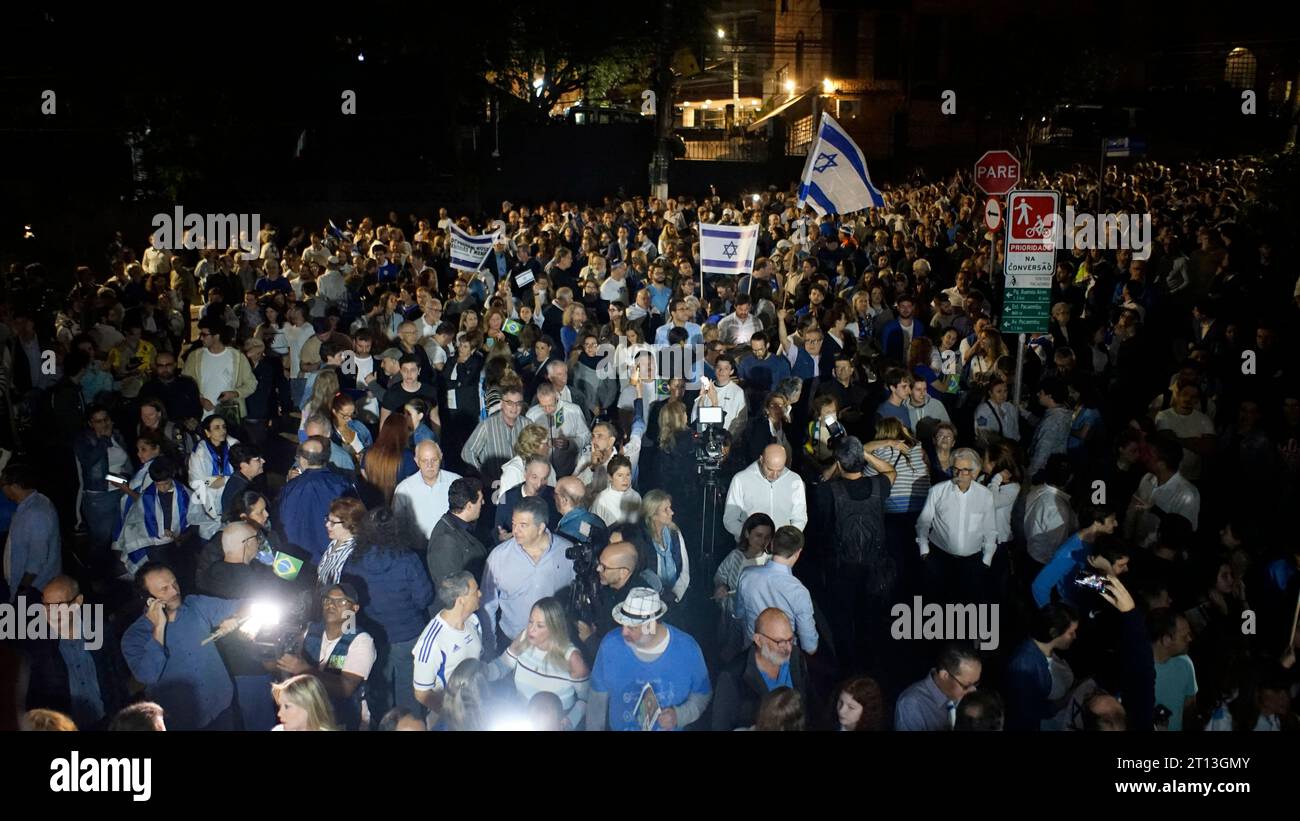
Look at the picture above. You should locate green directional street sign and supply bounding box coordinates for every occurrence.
[1002,287,1052,333]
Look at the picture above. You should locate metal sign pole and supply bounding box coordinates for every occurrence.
[1013,332,1026,408]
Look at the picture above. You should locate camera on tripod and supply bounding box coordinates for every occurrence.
[565,536,601,626]
[692,406,728,470]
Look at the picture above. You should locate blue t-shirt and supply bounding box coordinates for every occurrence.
[758,661,792,692]
[646,283,673,314]
[591,626,711,731]
[1069,407,1102,451]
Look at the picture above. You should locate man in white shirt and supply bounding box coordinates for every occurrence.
[1154,382,1215,483]
[527,383,591,477]
[302,233,332,269]
[722,444,809,537]
[717,294,763,346]
[275,582,376,731]
[600,259,631,304]
[1125,437,1201,547]
[692,355,747,435]
[394,441,463,542]
[916,448,998,604]
[315,258,348,307]
[1023,456,1078,564]
[182,318,255,419]
[412,571,483,719]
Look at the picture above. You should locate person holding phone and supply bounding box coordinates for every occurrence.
[73,405,134,562]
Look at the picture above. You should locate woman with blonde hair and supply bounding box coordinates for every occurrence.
[489,597,590,730]
[494,423,555,503]
[271,674,337,731]
[441,658,494,731]
[640,489,691,604]
[968,326,1008,384]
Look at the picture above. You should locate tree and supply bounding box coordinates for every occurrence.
[481,2,660,119]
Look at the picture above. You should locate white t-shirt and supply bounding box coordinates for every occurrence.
[1154,408,1214,482]
[284,323,316,379]
[412,613,483,692]
[198,348,236,409]
[600,277,629,304]
[315,630,377,681]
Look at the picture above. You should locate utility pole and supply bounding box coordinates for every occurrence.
[650,0,674,200]
[731,16,740,111]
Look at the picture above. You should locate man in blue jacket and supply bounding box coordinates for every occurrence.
[1031,504,1125,609]
[1006,602,1078,730]
[276,437,356,564]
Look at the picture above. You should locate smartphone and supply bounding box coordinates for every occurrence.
[1074,573,1108,592]
[106,473,128,486]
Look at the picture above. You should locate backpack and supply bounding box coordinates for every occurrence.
[828,479,896,596]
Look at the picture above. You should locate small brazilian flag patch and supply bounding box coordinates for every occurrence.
[272,552,304,581]
[503,318,522,336]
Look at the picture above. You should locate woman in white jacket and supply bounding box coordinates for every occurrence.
[591,455,641,527]
[188,414,239,539]
[639,490,690,605]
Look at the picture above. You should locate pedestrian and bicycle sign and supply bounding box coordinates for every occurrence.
[1001,190,1059,334]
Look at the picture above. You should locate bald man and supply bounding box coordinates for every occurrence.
[555,476,608,550]
[1082,693,1127,731]
[303,414,358,475]
[712,608,810,730]
[395,440,463,541]
[276,435,356,563]
[24,576,122,730]
[722,443,808,536]
[577,541,659,648]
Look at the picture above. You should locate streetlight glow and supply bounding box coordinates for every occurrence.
[717,28,726,39]
[783,79,795,94]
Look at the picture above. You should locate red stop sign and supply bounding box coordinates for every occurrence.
[974,150,1021,195]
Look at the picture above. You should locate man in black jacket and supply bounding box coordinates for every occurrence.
[138,350,203,432]
[426,477,488,589]
[711,608,811,730]
[22,576,126,730]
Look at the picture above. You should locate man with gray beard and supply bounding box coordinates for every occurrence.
[710,608,811,730]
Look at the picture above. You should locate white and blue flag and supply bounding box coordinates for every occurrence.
[797,112,885,215]
[698,222,760,277]
[448,221,503,273]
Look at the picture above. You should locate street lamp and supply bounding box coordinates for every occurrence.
[783,79,795,95]
[717,28,726,39]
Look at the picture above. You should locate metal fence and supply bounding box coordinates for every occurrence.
[680,136,770,162]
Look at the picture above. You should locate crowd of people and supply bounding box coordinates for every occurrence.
[5,154,1300,732]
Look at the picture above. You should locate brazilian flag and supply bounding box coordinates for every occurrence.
[503,318,523,336]
[272,552,304,581]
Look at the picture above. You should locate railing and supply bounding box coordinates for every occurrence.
[680,136,770,162]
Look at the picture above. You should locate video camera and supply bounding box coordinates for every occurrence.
[239,595,310,661]
[565,533,601,627]
[692,405,728,471]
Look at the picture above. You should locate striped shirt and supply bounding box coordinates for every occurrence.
[492,644,590,728]
[460,412,523,479]
[316,538,355,592]
[412,613,483,692]
[867,446,931,514]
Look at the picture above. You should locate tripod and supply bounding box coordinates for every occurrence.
[696,463,725,584]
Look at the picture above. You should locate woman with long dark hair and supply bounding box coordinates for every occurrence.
[188,414,238,539]
[341,506,435,728]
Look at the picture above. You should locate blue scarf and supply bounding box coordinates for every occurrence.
[655,526,679,590]
[200,438,233,477]
[115,483,189,542]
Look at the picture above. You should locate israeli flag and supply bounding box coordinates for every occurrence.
[698,222,760,276]
[448,222,503,273]
[797,112,885,215]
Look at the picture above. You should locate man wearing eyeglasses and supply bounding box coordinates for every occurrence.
[915,448,999,605]
[461,386,525,480]
[277,582,375,731]
[895,643,983,731]
[711,608,810,731]
[576,541,656,649]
